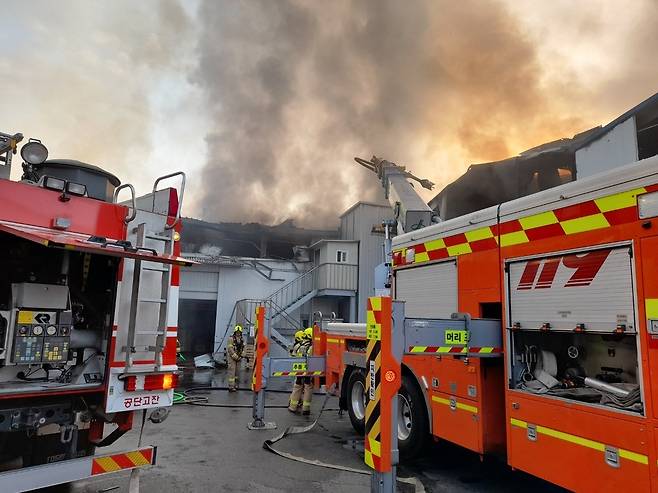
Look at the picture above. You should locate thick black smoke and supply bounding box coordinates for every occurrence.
[191,0,591,228]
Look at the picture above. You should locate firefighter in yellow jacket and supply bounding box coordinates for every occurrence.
[288,327,315,415]
[288,329,308,413]
[227,325,244,392]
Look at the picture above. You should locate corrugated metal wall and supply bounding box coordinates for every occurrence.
[340,203,394,322]
[180,269,219,299]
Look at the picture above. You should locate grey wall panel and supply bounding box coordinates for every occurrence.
[576,117,639,179]
[340,203,394,321]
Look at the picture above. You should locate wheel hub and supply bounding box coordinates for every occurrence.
[351,380,366,421]
[397,394,413,441]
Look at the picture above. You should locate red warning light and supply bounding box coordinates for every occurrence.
[385,370,396,382]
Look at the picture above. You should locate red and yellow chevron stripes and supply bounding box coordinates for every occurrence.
[393,185,658,267]
[91,448,154,475]
[408,346,502,354]
[365,296,383,470]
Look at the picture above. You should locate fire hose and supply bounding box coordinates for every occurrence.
[174,386,425,490]
[262,386,426,492]
[175,385,340,409]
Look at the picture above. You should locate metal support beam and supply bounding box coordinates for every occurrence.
[248,305,276,430]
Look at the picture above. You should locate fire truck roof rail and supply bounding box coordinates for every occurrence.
[113,183,137,223]
[153,171,185,230]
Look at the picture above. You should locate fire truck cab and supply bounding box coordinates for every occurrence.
[0,132,190,491]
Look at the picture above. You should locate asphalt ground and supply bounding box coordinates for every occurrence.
[60,366,566,493]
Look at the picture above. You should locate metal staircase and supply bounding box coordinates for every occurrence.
[218,298,304,356]
[267,264,319,321]
[217,263,357,358]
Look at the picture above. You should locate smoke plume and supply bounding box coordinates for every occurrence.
[3,1,657,228]
[191,0,658,228]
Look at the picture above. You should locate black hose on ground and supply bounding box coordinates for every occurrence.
[175,386,338,410]
[262,386,425,492]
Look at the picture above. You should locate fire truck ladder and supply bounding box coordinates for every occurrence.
[122,222,175,371]
[115,173,185,371]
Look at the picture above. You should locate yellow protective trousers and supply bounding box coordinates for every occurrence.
[227,357,240,389]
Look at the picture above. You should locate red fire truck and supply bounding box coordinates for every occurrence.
[0,132,190,491]
[319,153,658,491]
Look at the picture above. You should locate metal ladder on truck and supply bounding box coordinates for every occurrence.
[114,172,185,371]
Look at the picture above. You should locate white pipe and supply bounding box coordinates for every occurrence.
[583,377,631,398]
[325,323,367,335]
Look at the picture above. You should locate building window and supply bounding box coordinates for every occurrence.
[336,250,348,263]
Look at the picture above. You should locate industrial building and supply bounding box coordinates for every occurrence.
[178,202,394,357]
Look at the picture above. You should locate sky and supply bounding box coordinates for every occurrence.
[2,0,657,228]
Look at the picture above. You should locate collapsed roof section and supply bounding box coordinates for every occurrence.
[181,217,339,260]
[429,128,600,220]
[431,91,658,221]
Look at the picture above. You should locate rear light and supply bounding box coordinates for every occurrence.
[123,373,178,392]
[540,322,551,331]
[574,323,585,333]
[124,376,137,391]
[144,373,178,391]
[168,188,179,220]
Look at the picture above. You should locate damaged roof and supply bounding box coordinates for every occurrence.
[181,217,339,259]
[429,127,600,220]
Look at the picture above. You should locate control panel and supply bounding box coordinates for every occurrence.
[12,310,71,364]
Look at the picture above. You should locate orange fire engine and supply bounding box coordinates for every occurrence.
[318,154,658,491]
[0,132,191,491]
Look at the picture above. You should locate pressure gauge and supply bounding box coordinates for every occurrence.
[32,325,44,336]
[46,325,58,336]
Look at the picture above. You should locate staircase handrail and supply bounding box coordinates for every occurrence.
[266,264,320,309]
[216,297,304,357]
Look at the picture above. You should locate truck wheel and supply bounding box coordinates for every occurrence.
[398,373,429,460]
[346,369,366,435]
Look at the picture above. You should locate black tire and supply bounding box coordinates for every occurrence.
[346,369,366,435]
[398,373,429,461]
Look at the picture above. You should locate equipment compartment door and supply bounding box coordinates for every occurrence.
[395,260,457,318]
[507,245,635,332]
[430,390,482,453]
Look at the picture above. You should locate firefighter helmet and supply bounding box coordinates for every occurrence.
[304,327,313,339]
[295,330,304,342]
[234,325,243,333]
